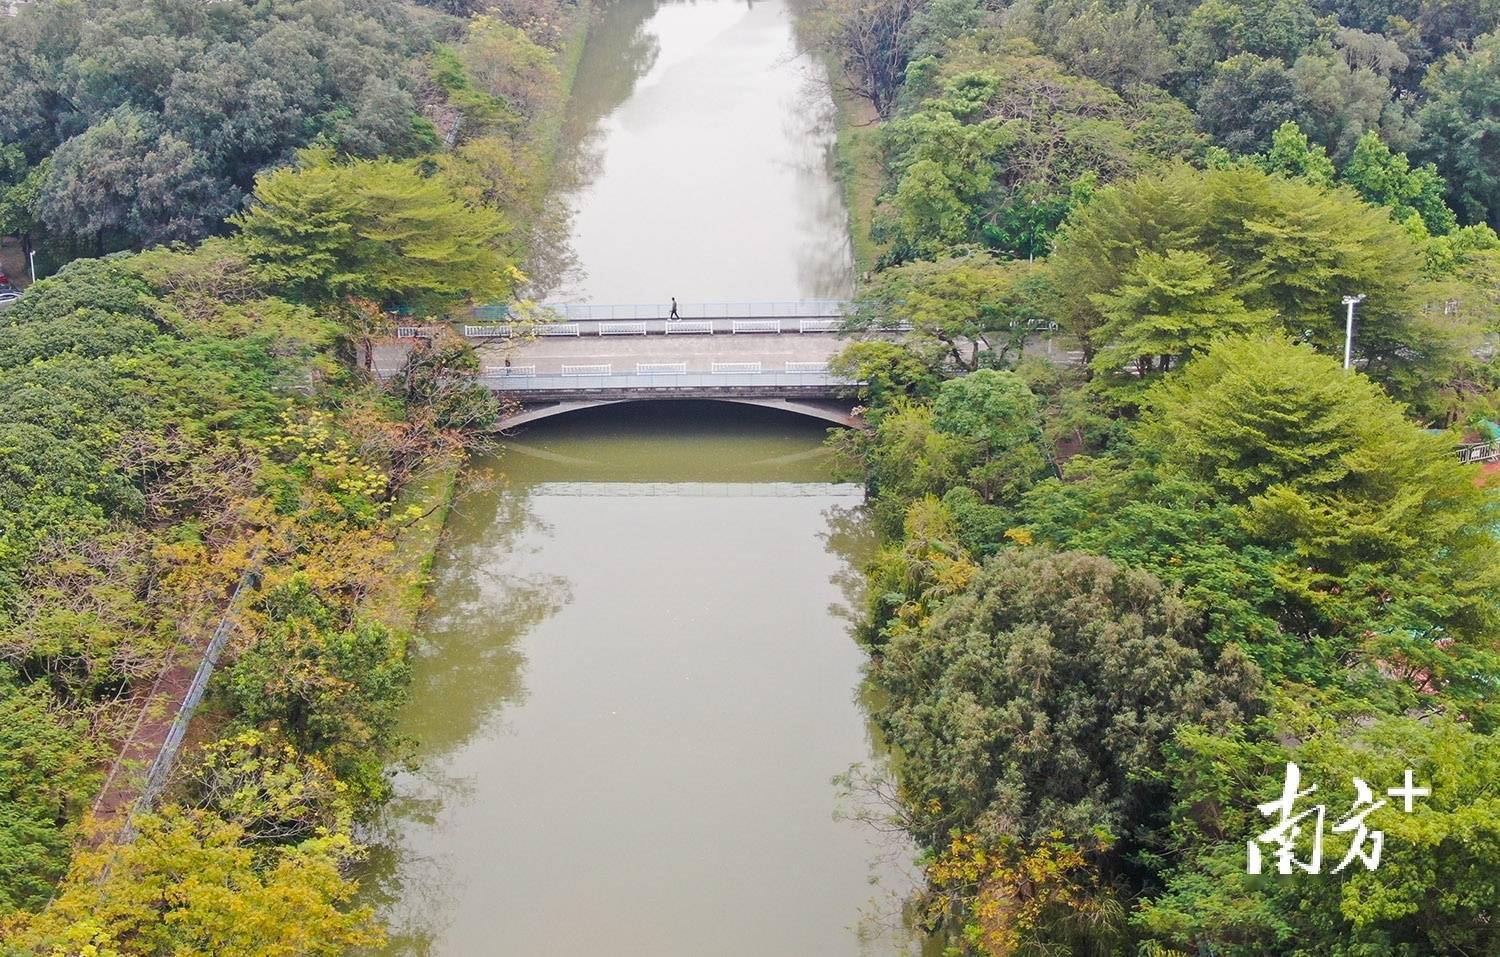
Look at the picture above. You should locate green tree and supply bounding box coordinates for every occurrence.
[828,340,941,408]
[39,108,238,249]
[930,369,1050,503]
[837,399,969,532]
[1196,53,1300,154]
[1341,129,1459,234]
[0,678,101,915]
[1416,30,1500,226]
[872,547,1262,848]
[0,0,436,251]
[228,578,410,807]
[1142,336,1500,706]
[0,148,45,256]
[1255,120,1336,185]
[233,149,519,312]
[1173,0,1318,88]
[1290,40,1406,162]
[1052,0,1175,91]
[1138,704,1500,956]
[856,254,1044,370]
[1048,164,1429,389]
[1088,248,1276,385]
[877,47,1197,258]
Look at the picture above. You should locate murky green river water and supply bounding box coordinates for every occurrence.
[366,0,921,952]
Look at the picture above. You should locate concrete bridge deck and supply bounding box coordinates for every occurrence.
[376,302,878,430]
[471,330,847,376]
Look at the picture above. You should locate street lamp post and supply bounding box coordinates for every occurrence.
[1341,294,1365,370]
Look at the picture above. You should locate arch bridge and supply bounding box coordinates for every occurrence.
[421,300,878,430]
[483,371,865,430]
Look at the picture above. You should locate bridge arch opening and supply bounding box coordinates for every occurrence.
[495,397,863,431]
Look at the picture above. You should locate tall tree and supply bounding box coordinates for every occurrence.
[1416,30,1500,226]
[1341,129,1459,234]
[233,149,519,312]
[1195,53,1300,153]
[1088,248,1276,385]
[855,254,1045,370]
[1048,164,1430,388]
[817,0,926,118]
[872,547,1261,848]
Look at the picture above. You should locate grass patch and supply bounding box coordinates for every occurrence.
[534,5,592,196]
[827,75,888,276]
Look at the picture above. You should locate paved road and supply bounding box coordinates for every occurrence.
[370,330,1086,379]
[372,332,849,378]
[476,333,845,374]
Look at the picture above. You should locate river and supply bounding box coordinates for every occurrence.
[365,1,920,953]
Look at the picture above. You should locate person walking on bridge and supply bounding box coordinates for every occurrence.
[669,297,680,321]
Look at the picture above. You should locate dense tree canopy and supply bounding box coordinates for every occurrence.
[819,0,1500,273]
[1416,31,1500,227]
[873,548,1262,847]
[836,324,1499,954]
[875,41,1202,259]
[0,0,439,254]
[1046,164,1456,396]
[232,149,519,311]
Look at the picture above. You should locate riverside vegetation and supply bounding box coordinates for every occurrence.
[0,0,1497,953]
[0,0,585,951]
[812,0,1500,949]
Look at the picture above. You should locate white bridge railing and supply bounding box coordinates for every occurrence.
[466,324,512,338]
[462,317,846,338]
[465,300,852,336]
[732,319,780,334]
[601,321,650,335]
[509,300,851,321]
[799,319,840,333]
[476,366,859,391]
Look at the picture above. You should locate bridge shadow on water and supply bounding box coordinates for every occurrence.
[498,399,842,485]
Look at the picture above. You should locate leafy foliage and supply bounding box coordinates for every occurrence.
[0,678,100,916]
[1047,164,1448,395]
[232,149,519,312]
[872,546,1262,852]
[1138,702,1500,956]
[0,0,436,251]
[8,808,380,955]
